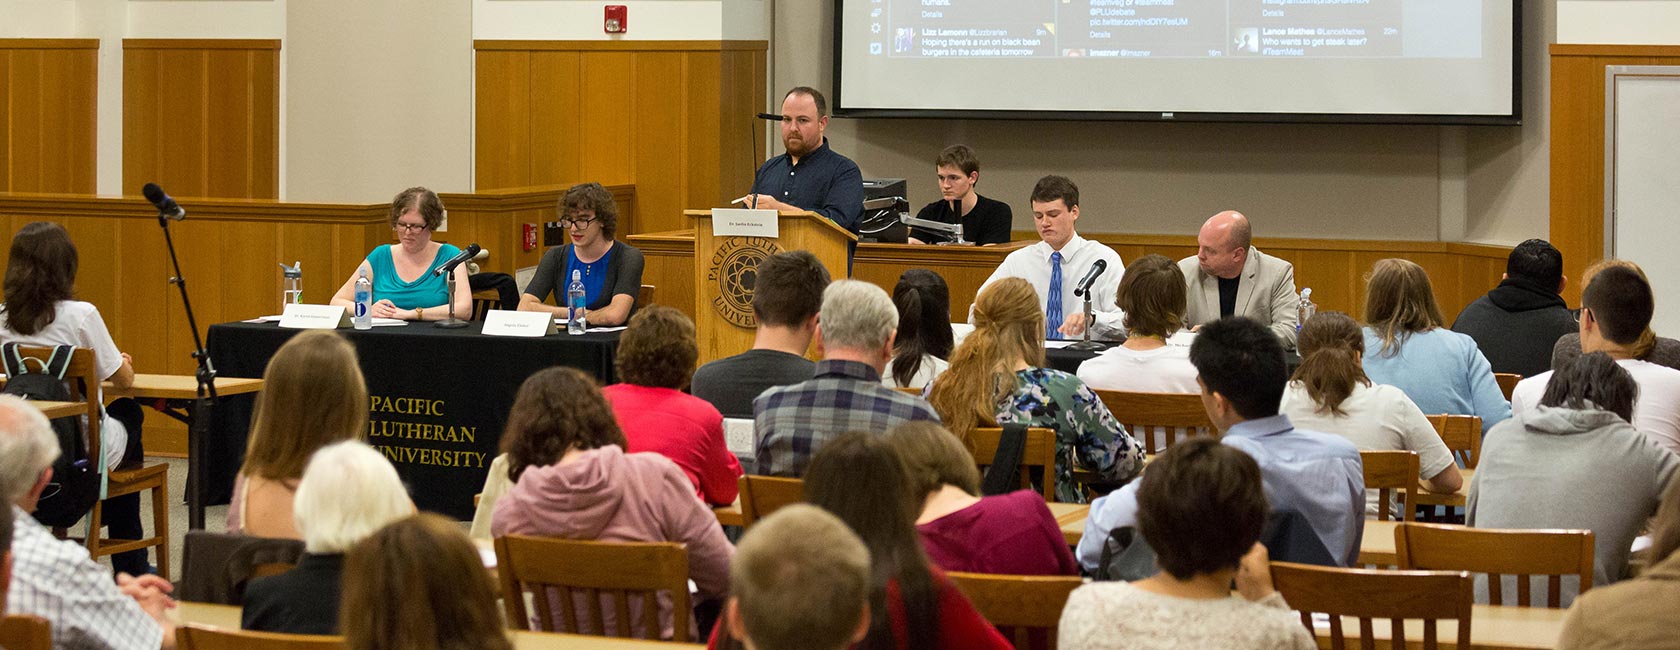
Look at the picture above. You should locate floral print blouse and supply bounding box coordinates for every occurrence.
[996,368,1146,503]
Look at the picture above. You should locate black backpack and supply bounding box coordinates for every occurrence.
[2,343,101,527]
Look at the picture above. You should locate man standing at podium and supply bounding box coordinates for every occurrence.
[744,87,864,233]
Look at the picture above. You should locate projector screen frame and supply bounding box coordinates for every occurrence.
[829,0,1522,126]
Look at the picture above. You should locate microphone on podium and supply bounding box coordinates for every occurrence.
[1073,259,1108,297]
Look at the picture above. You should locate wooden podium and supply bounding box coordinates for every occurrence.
[686,209,857,362]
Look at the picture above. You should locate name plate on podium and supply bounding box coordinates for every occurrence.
[710,208,779,238]
[482,309,557,337]
[279,304,351,329]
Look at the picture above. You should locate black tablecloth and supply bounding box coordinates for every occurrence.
[205,321,620,519]
[1046,344,1303,376]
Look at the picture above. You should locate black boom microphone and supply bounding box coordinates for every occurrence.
[1073,259,1108,297]
[142,183,186,220]
[433,243,482,277]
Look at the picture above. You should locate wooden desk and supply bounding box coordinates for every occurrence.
[105,374,265,399]
[1360,519,1398,566]
[106,374,266,531]
[1415,468,1473,508]
[28,400,87,419]
[1312,604,1566,650]
[1050,502,1088,546]
[175,602,705,649]
[713,500,743,528]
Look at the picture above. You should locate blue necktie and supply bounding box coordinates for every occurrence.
[1047,251,1063,339]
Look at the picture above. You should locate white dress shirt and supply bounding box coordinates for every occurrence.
[974,234,1125,339]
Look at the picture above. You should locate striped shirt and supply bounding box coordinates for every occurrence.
[753,360,941,477]
[7,505,162,650]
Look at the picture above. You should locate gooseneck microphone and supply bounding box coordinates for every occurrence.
[142,183,186,220]
[434,243,482,277]
[1073,259,1108,297]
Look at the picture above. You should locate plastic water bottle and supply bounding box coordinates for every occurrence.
[567,270,587,335]
[353,269,373,330]
[1297,287,1316,330]
[279,261,303,310]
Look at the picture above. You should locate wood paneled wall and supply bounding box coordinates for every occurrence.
[474,40,767,235]
[436,183,636,274]
[1550,44,1680,305]
[123,39,280,199]
[0,39,97,194]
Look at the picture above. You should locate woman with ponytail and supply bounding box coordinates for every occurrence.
[928,278,1144,503]
[1280,312,1462,514]
[883,270,954,390]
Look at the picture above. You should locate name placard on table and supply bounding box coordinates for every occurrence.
[482,309,558,337]
[278,304,350,329]
[710,208,779,238]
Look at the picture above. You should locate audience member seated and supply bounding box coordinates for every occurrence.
[883,421,1077,575]
[241,440,415,635]
[1552,259,1680,374]
[755,280,941,477]
[1077,254,1199,394]
[329,187,472,321]
[712,505,872,650]
[1178,211,1301,349]
[1557,477,1680,649]
[341,514,511,650]
[974,175,1124,340]
[772,432,1009,650]
[1518,261,1680,455]
[1079,317,1363,570]
[0,394,178,649]
[929,278,1145,503]
[693,250,831,418]
[517,182,644,326]
[1470,352,1679,604]
[909,145,1012,246]
[1361,258,1510,434]
[884,269,954,390]
[1451,239,1577,377]
[604,305,742,506]
[0,221,150,574]
[228,329,368,539]
[1280,312,1462,515]
[1059,439,1315,650]
[491,367,732,639]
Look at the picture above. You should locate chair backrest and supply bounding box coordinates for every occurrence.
[1359,450,1419,522]
[1426,414,1482,468]
[1493,373,1521,401]
[0,615,52,650]
[176,624,343,650]
[638,284,656,307]
[1094,390,1213,453]
[470,288,501,320]
[967,426,1057,501]
[12,345,101,459]
[494,535,692,641]
[1394,522,1595,608]
[739,475,806,527]
[177,530,306,605]
[1270,561,1473,650]
[946,572,1084,648]
[893,386,921,396]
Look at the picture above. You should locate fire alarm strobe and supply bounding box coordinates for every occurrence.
[604,5,627,33]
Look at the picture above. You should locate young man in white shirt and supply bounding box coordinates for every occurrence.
[973,175,1123,340]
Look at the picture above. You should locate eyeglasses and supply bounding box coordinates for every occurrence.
[559,217,599,230]
[393,222,428,233]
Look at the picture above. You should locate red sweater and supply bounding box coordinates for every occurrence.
[706,570,1010,650]
[917,490,1079,576]
[603,384,743,506]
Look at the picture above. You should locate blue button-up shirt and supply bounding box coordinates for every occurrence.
[1077,414,1365,571]
[752,138,864,233]
[753,359,941,477]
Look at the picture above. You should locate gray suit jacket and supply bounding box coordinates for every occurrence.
[1179,247,1300,348]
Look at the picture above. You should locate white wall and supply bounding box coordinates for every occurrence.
[474,0,724,40]
[123,0,284,39]
[0,0,78,38]
[1559,0,1680,44]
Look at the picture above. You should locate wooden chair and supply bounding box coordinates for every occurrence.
[1270,561,1473,650]
[1394,522,1595,608]
[0,615,51,650]
[946,572,1085,649]
[1360,450,1419,522]
[470,288,502,320]
[1494,373,1522,401]
[894,386,922,396]
[494,535,692,641]
[638,284,656,307]
[24,346,170,578]
[1426,414,1482,469]
[739,475,805,527]
[967,426,1057,501]
[176,624,343,650]
[1093,390,1214,453]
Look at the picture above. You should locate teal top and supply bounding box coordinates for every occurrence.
[366,243,460,310]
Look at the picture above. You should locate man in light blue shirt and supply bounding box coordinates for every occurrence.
[1078,316,1365,571]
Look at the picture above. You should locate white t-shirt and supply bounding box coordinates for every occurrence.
[0,301,128,469]
[1512,358,1680,456]
[1076,343,1199,394]
[1280,381,1456,514]
[881,354,948,390]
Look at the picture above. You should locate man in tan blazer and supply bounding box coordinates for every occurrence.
[1178,211,1300,349]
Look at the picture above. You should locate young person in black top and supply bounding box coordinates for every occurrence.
[910,145,1012,246]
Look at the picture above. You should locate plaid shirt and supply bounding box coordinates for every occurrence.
[7,506,163,650]
[754,360,941,476]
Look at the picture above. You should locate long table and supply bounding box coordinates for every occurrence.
[175,602,703,649]
[205,320,620,519]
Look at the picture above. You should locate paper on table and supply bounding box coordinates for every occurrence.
[248,315,403,326]
[1045,340,1079,349]
[549,321,628,333]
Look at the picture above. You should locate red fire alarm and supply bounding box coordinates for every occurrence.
[604,5,627,33]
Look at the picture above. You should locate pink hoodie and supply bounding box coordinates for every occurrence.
[491,445,733,640]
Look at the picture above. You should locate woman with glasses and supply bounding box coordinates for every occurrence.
[517,182,644,327]
[330,187,473,321]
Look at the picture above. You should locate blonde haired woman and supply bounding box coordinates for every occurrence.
[228,330,369,538]
[928,278,1144,503]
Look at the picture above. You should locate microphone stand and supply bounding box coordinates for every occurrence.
[155,211,219,530]
[1065,291,1109,351]
[435,268,468,329]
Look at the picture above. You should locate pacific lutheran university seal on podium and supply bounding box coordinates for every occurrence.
[706,236,782,328]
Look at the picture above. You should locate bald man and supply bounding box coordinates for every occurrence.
[1179,211,1300,348]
